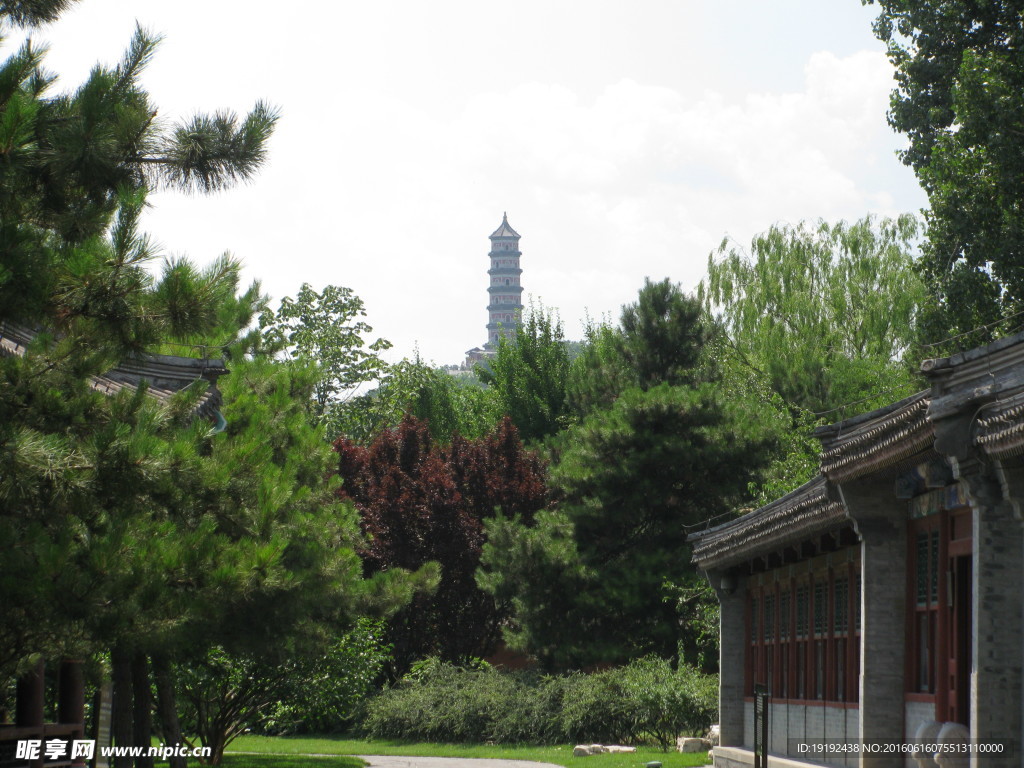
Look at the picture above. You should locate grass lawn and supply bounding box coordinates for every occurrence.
[222,755,364,768]
[226,735,710,768]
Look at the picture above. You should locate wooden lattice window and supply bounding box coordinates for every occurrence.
[744,550,861,703]
[911,521,940,694]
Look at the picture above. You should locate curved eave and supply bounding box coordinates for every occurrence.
[921,328,1024,384]
[691,477,847,571]
[976,393,1024,459]
[1,321,227,422]
[815,391,933,483]
[89,376,223,419]
[115,353,228,385]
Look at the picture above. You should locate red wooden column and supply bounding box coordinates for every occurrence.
[58,659,87,766]
[15,659,44,768]
[15,660,44,728]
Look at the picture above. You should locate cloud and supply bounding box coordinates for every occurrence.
[372,50,920,361]
[136,50,922,365]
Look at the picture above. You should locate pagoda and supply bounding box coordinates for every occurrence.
[485,213,524,347]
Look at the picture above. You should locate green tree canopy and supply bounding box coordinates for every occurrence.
[864,0,1024,342]
[337,357,500,445]
[0,9,417,766]
[479,280,779,670]
[700,215,926,415]
[618,278,710,389]
[0,24,277,336]
[476,303,571,445]
[565,319,629,418]
[335,415,547,676]
[259,283,392,421]
[0,5,281,682]
[1,0,82,25]
[146,358,424,765]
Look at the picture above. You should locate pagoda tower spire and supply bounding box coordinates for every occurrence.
[486,213,524,347]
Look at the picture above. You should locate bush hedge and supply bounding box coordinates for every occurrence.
[264,619,391,734]
[360,657,716,748]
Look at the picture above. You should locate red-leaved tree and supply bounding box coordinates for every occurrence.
[334,415,547,673]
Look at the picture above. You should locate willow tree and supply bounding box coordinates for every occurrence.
[336,356,501,445]
[700,215,926,415]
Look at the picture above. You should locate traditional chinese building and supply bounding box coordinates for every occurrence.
[485,213,524,348]
[692,332,1024,768]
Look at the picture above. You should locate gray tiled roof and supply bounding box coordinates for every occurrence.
[815,392,933,483]
[690,477,846,570]
[0,321,227,420]
[489,212,520,239]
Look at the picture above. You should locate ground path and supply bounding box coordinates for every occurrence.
[356,757,561,768]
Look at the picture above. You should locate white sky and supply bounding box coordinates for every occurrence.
[16,0,928,365]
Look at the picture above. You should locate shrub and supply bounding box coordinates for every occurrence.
[559,670,634,744]
[362,660,521,742]
[266,619,391,734]
[485,672,568,744]
[359,657,717,747]
[619,657,718,750]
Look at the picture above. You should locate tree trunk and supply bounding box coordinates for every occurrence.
[132,653,154,768]
[152,654,188,768]
[111,648,134,768]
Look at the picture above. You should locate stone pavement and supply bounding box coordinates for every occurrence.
[356,757,561,768]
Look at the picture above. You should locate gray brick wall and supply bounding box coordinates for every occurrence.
[824,707,849,767]
[962,466,1022,767]
[846,708,860,768]
[852,511,907,768]
[769,702,786,754]
[715,577,747,748]
[786,702,806,753]
[805,704,825,750]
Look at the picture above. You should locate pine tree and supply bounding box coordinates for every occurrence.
[0,7,415,766]
[147,358,420,765]
[479,281,778,670]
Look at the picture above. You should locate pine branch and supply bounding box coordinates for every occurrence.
[0,0,81,26]
[148,101,280,193]
[113,25,161,94]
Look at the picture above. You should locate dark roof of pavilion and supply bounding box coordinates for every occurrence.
[0,321,227,420]
[923,329,1024,460]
